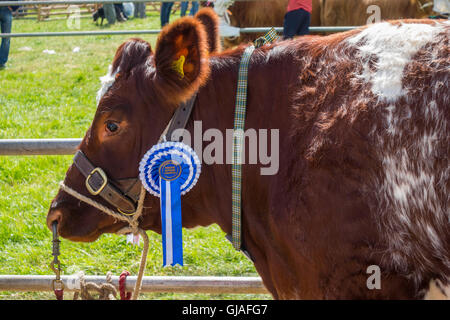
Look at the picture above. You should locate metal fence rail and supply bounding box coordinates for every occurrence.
[0,139,81,155]
[0,27,356,38]
[3,0,200,5]
[0,0,254,5]
[0,275,268,294]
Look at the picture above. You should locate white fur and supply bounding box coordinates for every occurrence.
[96,65,119,105]
[347,22,445,102]
[348,21,449,283]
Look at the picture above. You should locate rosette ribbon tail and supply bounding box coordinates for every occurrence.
[160,178,183,267]
[139,141,201,267]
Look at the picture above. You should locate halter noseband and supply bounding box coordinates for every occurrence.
[72,150,141,214]
[61,94,198,218]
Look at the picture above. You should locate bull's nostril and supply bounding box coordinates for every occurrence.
[47,209,63,231]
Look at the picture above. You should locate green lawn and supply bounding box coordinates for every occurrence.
[0,13,270,300]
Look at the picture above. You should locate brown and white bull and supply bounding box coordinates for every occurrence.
[320,0,435,26]
[46,8,449,299]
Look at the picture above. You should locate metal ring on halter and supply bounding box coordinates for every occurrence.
[118,207,136,216]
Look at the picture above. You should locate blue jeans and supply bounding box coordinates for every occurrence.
[0,8,12,66]
[283,9,310,39]
[134,2,146,18]
[180,1,199,16]
[160,2,174,27]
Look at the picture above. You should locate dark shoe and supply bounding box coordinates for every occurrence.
[0,65,5,70]
[117,12,127,22]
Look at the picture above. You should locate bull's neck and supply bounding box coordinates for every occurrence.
[179,46,297,235]
[177,53,244,232]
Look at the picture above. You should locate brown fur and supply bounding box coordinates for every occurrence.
[154,17,210,106]
[112,38,152,78]
[320,0,435,26]
[195,8,222,53]
[223,0,286,48]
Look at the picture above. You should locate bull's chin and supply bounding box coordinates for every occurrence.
[60,224,126,243]
[64,233,102,243]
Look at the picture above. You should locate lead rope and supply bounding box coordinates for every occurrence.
[50,221,64,300]
[58,181,149,300]
[73,271,117,300]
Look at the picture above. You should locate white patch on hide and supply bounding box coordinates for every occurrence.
[96,65,119,105]
[359,21,450,284]
[347,22,445,102]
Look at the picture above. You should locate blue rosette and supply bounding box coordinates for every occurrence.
[139,142,201,266]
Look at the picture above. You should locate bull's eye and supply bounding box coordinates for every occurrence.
[105,121,119,134]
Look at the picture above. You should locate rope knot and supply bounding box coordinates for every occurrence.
[73,271,118,300]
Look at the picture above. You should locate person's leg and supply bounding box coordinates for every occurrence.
[121,3,131,19]
[283,10,302,40]
[139,3,146,18]
[115,3,127,21]
[114,4,120,15]
[160,2,174,27]
[0,8,12,67]
[190,1,199,16]
[180,2,188,16]
[295,9,311,36]
[114,4,123,21]
[103,4,116,24]
[161,2,168,26]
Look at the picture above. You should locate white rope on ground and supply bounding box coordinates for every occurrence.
[58,181,149,299]
[116,227,149,300]
[72,271,118,300]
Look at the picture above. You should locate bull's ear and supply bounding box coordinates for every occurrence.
[195,8,221,53]
[154,17,210,105]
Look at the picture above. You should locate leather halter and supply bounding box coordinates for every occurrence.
[73,151,141,214]
[70,94,197,215]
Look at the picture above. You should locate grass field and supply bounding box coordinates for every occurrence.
[0,12,271,300]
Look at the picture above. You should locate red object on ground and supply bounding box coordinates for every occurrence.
[119,271,132,300]
[54,288,64,300]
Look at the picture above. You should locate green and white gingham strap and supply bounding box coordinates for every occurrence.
[231,28,278,251]
[254,27,279,49]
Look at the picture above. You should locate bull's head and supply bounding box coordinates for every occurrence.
[46,9,220,241]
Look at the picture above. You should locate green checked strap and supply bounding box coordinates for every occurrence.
[254,27,279,49]
[231,28,278,251]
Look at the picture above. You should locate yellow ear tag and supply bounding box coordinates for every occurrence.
[172,55,185,79]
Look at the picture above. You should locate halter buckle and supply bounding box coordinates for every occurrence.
[85,167,108,195]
